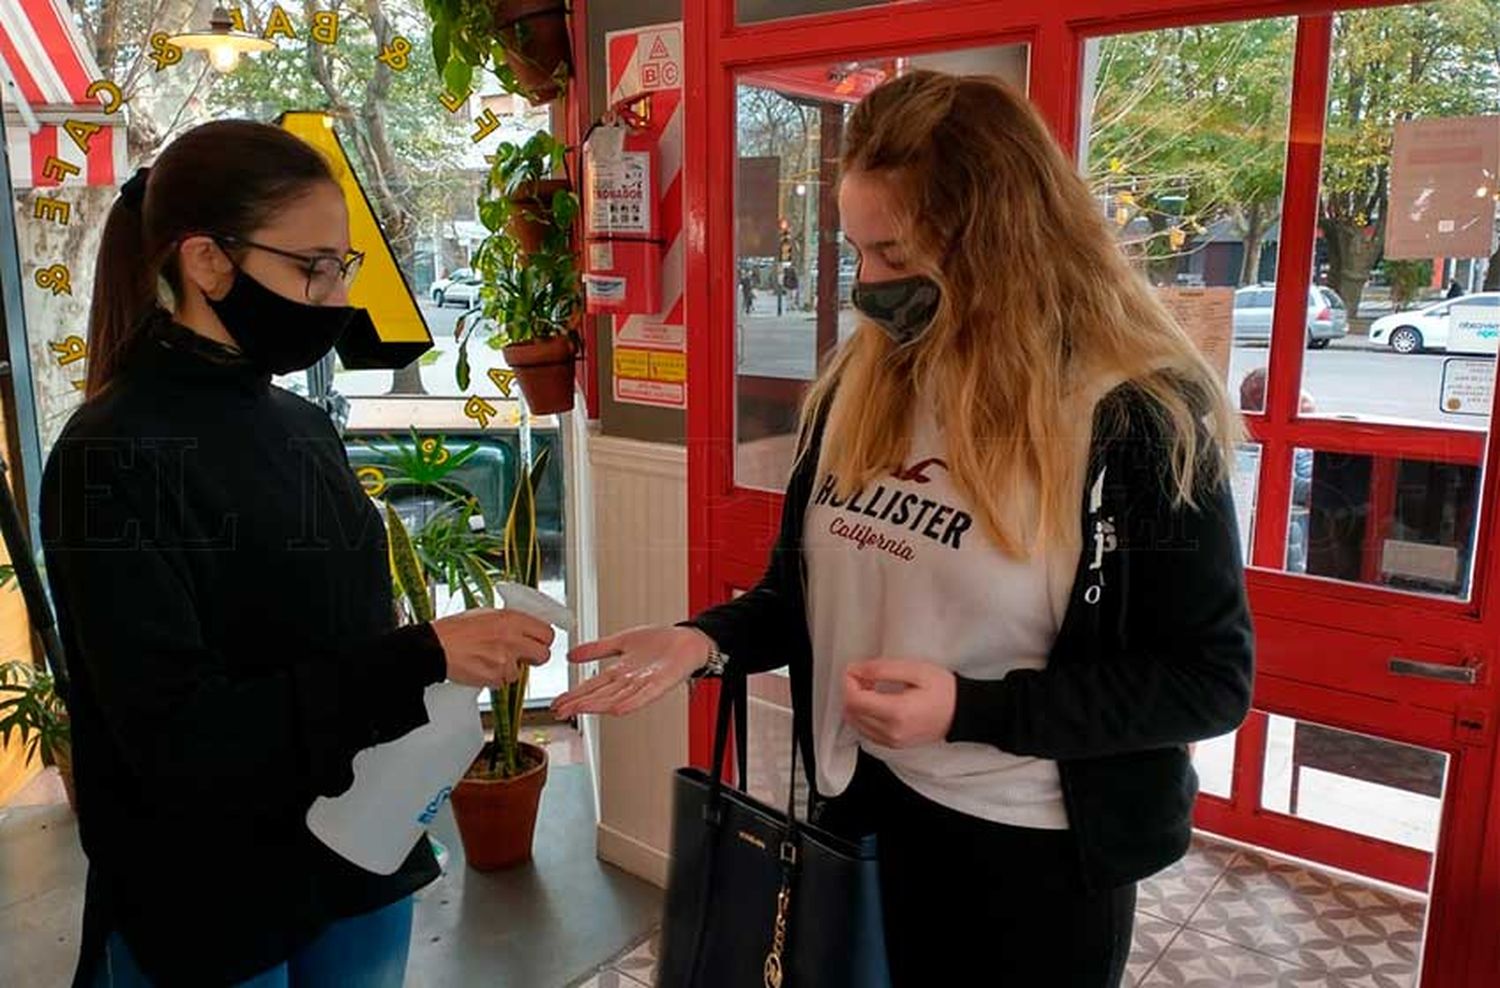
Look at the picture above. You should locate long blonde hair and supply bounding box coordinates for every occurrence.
[799,70,1242,558]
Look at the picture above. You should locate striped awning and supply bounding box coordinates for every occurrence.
[0,0,126,188]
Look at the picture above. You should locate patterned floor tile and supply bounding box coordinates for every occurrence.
[1139,928,1325,986]
[1187,850,1424,988]
[612,932,659,984]
[1128,911,1184,985]
[1137,836,1238,923]
[572,972,649,988]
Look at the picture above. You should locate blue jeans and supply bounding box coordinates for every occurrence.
[93,896,414,987]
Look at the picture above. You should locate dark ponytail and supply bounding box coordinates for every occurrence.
[85,120,336,398]
[85,191,154,398]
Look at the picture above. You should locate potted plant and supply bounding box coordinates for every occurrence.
[381,437,555,870]
[462,174,583,414]
[426,0,573,106]
[482,132,576,255]
[447,445,553,870]
[0,660,73,809]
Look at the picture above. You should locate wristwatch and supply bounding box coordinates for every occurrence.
[700,641,729,678]
[677,622,729,678]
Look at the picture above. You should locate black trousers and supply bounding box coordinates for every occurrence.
[814,753,1136,988]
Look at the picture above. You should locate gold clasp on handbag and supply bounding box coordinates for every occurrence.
[763,883,791,988]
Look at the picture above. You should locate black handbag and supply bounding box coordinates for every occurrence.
[656,674,891,988]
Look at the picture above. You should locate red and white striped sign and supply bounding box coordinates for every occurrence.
[605,22,685,409]
[0,0,125,189]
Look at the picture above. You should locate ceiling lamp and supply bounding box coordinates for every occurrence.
[169,6,273,74]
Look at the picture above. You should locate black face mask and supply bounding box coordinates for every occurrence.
[851,275,942,346]
[207,268,359,375]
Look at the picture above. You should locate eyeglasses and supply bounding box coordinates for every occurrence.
[215,236,365,304]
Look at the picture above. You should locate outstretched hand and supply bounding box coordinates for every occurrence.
[551,625,715,718]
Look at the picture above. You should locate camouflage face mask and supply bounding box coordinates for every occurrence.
[851,276,941,346]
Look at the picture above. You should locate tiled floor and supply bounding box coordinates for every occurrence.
[1130,837,1426,987]
[573,933,658,988]
[581,836,1428,988]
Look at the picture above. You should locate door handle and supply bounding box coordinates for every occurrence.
[1388,656,1479,685]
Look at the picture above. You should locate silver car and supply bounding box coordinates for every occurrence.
[432,269,482,308]
[1232,284,1349,349]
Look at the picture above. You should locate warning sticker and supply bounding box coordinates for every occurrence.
[635,26,682,92]
[616,378,685,408]
[649,351,686,383]
[589,150,652,235]
[613,344,687,408]
[614,348,651,379]
[616,321,686,351]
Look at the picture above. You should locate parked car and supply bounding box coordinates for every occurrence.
[431,268,482,308]
[1231,284,1349,349]
[429,267,470,302]
[1367,292,1500,355]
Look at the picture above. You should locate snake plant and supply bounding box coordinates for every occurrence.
[489,443,549,777]
[382,440,552,780]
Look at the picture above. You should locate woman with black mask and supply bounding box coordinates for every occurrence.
[41,120,553,987]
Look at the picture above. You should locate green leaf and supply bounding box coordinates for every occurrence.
[386,503,435,623]
[478,197,508,233]
[432,21,451,75]
[551,189,579,227]
[447,443,483,470]
[456,342,471,391]
[443,56,473,98]
[463,554,497,610]
[453,31,482,66]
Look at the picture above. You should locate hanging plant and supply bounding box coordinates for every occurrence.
[456,132,583,415]
[426,0,573,106]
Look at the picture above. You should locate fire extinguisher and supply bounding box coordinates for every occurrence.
[582,96,663,316]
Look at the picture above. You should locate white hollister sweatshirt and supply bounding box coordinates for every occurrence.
[804,402,1078,829]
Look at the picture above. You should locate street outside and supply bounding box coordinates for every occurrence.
[316,298,1492,433]
[309,301,485,399]
[734,301,1493,431]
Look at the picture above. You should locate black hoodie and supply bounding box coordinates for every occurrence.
[41,315,445,986]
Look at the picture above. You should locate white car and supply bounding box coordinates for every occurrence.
[430,268,482,308]
[1368,292,1500,354]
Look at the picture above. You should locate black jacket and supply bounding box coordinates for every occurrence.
[687,381,1255,890]
[41,316,445,986]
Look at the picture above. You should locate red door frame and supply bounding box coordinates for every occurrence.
[682,2,1500,984]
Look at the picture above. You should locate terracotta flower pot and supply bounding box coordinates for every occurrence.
[450,741,549,871]
[502,335,577,414]
[506,179,572,254]
[491,0,572,105]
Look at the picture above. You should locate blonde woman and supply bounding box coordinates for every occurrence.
[555,71,1254,986]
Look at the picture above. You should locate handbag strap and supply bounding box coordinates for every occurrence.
[705,677,804,821]
[705,674,749,822]
[707,671,804,855]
